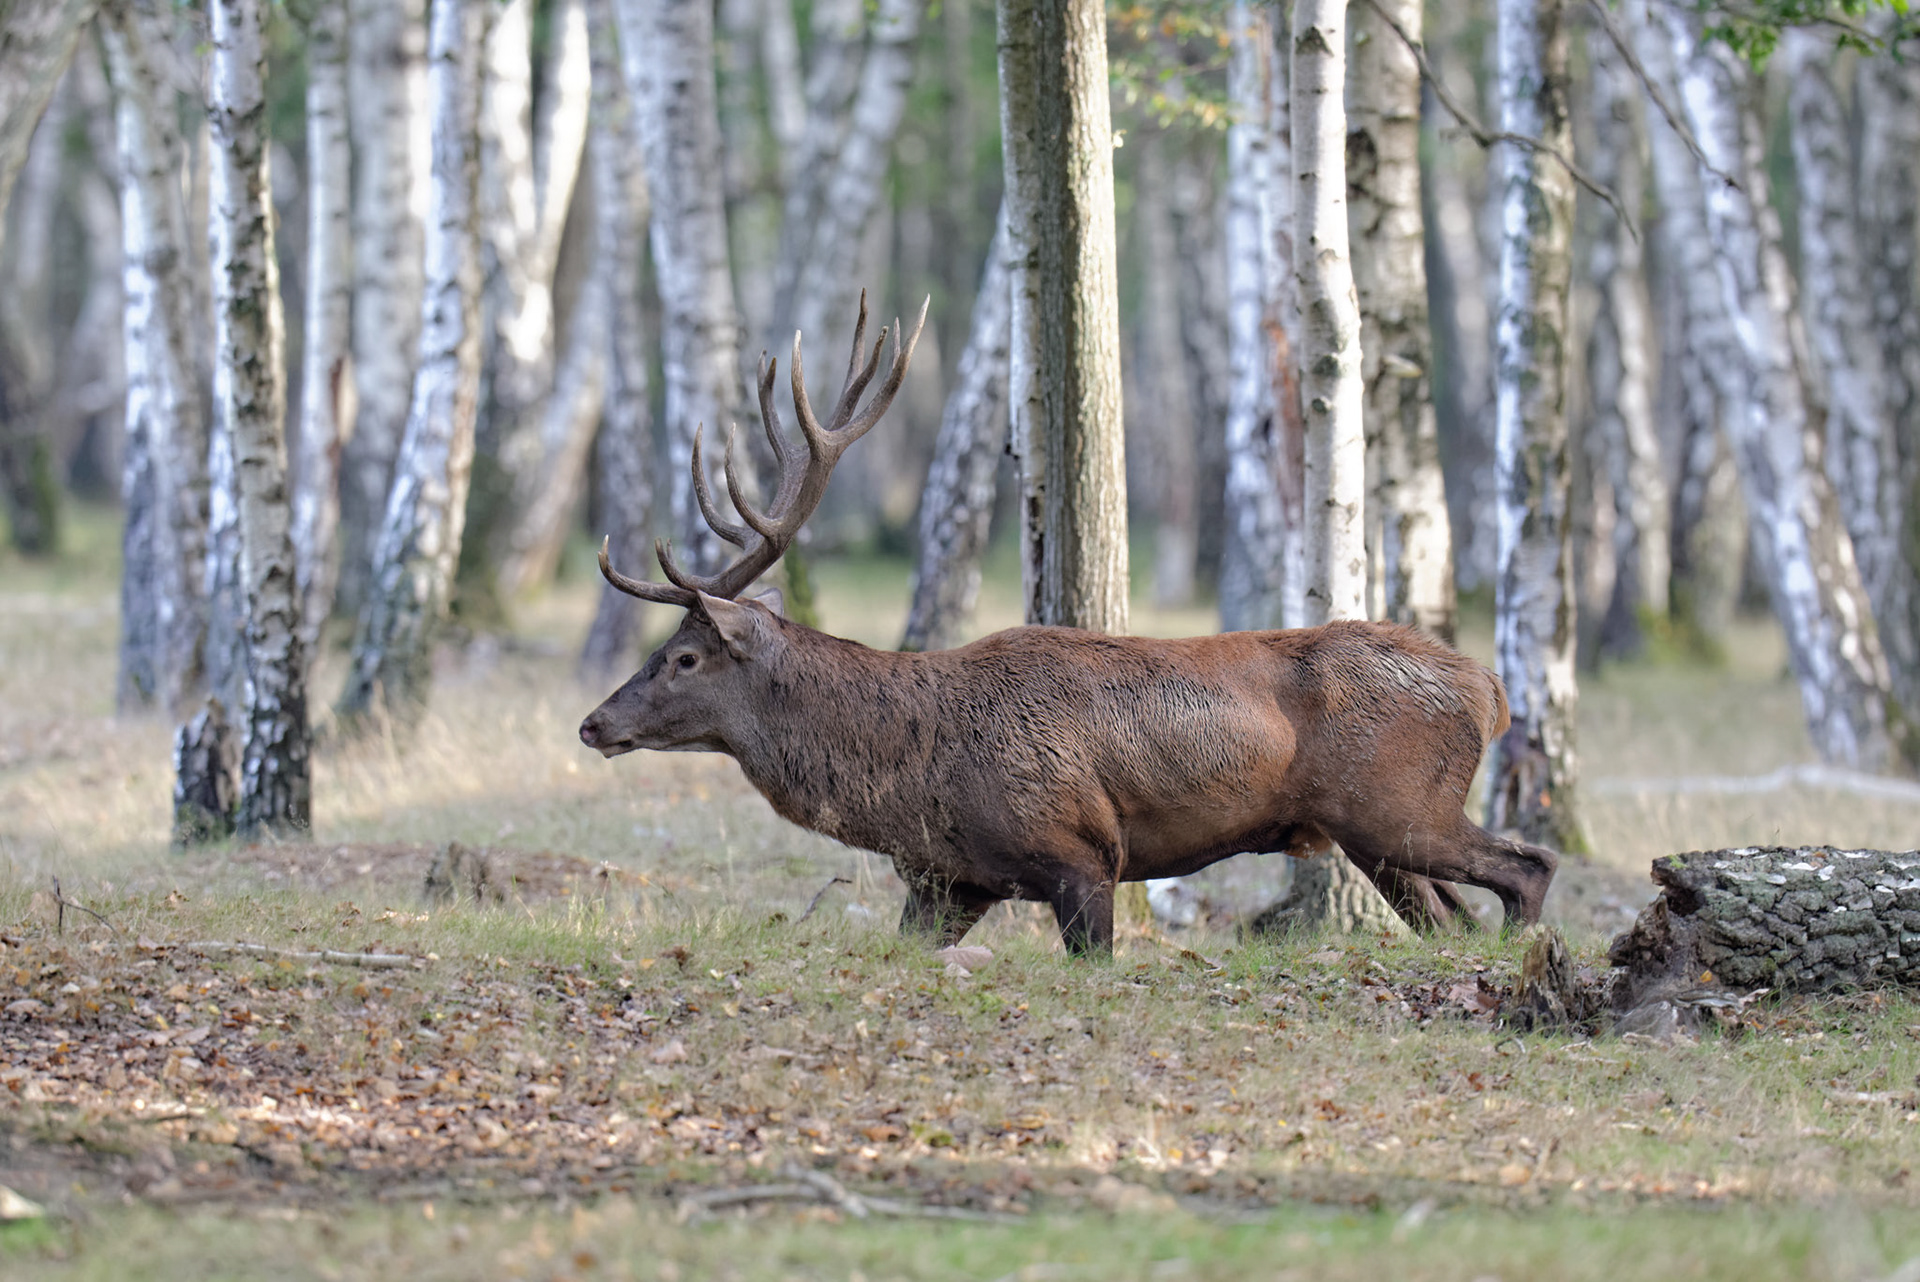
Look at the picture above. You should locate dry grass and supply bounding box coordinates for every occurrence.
[6,510,1920,1278]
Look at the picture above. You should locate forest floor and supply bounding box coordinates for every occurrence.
[5,510,1920,1280]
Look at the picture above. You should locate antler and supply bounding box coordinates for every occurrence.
[599,290,929,608]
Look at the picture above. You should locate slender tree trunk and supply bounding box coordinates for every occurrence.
[1487,0,1582,852]
[1853,41,1920,760]
[339,0,429,619]
[614,0,748,575]
[1662,2,1903,769]
[1293,0,1364,627]
[1583,24,1667,660]
[580,0,657,678]
[998,0,1129,633]
[1166,143,1232,592]
[292,0,353,667]
[1133,135,1199,609]
[1219,0,1290,633]
[102,5,210,715]
[336,0,492,729]
[901,210,1011,652]
[1348,0,1454,640]
[208,0,307,835]
[0,0,99,244]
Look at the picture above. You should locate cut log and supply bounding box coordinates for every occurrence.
[1608,846,1920,1008]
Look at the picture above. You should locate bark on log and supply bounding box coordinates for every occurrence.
[1608,846,1920,1005]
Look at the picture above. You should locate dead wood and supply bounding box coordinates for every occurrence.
[177,941,420,968]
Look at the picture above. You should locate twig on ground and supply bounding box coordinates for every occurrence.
[51,876,121,938]
[1360,0,1638,240]
[674,1163,1016,1223]
[795,876,852,926]
[177,941,420,968]
[1584,0,1741,191]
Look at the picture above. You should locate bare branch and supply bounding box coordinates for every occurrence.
[51,876,121,938]
[1586,0,1742,191]
[1359,0,1640,242]
[178,941,421,968]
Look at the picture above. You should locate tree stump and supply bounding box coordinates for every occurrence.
[1608,846,1920,1010]
[1246,850,1405,939]
[171,698,237,845]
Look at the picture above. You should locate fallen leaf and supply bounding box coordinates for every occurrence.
[650,1038,688,1065]
[1498,1162,1532,1187]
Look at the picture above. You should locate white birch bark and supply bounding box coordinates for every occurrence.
[337,0,492,727]
[208,0,307,835]
[1292,0,1365,626]
[761,0,808,177]
[1660,2,1901,768]
[580,0,656,677]
[1488,0,1582,851]
[613,0,748,574]
[102,4,210,715]
[0,0,99,254]
[1853,41,1920,756]
[339,0,429,618]
[998,0,1129,633]
[1583,24,1667,658]
[1219,0,1291,633]
[292,0,353,667]
[901,209,1011,652]
[1349,0,1454,640]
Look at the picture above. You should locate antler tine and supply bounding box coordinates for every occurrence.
[756,352,790,470]
[790,328,830,459]
[689,424,750,548]
[598,537,696,606]
[654,535,711,595]
[723,426,785,543]
[840,288,869,394]
[842,296,930,439]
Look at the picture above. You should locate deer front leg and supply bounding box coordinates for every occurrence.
[899,878,1000,948]
[1046,874,1115,958]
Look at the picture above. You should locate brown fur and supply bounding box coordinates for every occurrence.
[580,598,1558,955]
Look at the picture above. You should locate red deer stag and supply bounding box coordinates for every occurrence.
[579,296,1558,954]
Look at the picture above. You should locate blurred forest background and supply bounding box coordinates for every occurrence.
[2,0,1920,870]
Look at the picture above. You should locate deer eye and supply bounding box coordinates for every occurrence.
[676,653,698,671]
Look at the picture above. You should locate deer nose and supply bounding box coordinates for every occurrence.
[578,718,602,749]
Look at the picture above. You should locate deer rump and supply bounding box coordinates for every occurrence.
[577,292,1556,955]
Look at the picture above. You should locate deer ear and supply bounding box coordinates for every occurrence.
[695,592,770,660]
[747,586,785,617]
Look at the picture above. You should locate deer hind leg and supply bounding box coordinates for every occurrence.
[1336,816,1557,933]
[1044,872,1115,959]
[899,878,1001,948]
[1349,856,1478,933]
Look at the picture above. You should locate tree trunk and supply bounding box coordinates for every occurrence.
[1132,135,1199,609]
[101,5,210,715]
[170,696,237,845]
[580,0,657,678]
[1293,0,1364,627]
[1348,0,1454,640]
[1247,851,1406,939]
[0,0,98,247]
[292,0,353,668]
[900,209,1010,653]
[207,0,308,836]
[1165,143,1232,592]
[614,0,748,576]
[1219,0,1292,634]
[336,0,492,729]
[1608,847,1920,1004]
[1487,0,1583,852]
[338,0,429,620]
[1661,2,1904,769]
[1583,24,1667,661]
[997,0,1128,633]
[1851,42,1920,761]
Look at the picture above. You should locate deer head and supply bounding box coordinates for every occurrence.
[579,293,926,757]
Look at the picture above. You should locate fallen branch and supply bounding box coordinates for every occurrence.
[1360,0,1639,240]
[177,941,420,968]
[676,1163,1014,1223]
[52,876,121,938]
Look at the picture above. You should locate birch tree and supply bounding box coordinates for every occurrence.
[292,0,353,665]
[579,0,656,677]
[901,211,1011,652]
[1348,0,1454,639]
[337,0,492,728]
[1582,25,1666,659]
[339,0,429,618]
[102,3,210,715]
[1660,1,1903,768]
[1133,137,1199,608]
[0,0,98,242]
[208,0,307,834]
[613,0,749,575]
[1487,0,1582,851]
[1293,0,1364,627]
[1219,0,1293,633]
[998,0,1128,632]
